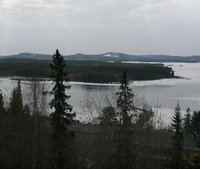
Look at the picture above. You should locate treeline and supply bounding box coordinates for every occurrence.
[0,81,199,169]
[169,105,200,169]
[0,75,199,169]
[0,81,52,169]
[0,59,175,83]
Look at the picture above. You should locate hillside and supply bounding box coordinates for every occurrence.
[1,52,200,62]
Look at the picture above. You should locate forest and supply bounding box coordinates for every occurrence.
[0,58,175,83]
[0,50,199,169]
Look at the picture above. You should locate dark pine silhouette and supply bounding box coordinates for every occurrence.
[50,49,75,169]
[114,71,136,169]
[170,103,184,169]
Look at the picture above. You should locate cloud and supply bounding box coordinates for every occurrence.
[0,0,200,55]
[1,0,199,28]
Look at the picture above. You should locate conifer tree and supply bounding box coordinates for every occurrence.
[183,108,192,134]
[114,71,136,169]
[50,49,75,169]
[116,71,134,127]
[99,106,118,126]
[0,91,5,135]
[8,80,23,117]
[191,111,200,169]
[191,111,200,138]
[0,91,5,115]
[0,91,6,166]
[170,103,184,169]
[7,80,32,169]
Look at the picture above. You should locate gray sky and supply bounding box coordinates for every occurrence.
[1,0,200,56]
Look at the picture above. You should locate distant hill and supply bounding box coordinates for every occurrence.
[0,53,52,60]
[1,52,200,62]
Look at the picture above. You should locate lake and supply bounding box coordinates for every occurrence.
[0,62,200,124]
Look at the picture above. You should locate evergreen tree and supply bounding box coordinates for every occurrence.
[0,91,6,167]
[8,80,23,117]
[0,91,5,135]
[0,91,5,115]
[50,49,75,169]
[99,106,118,126]
[114,71,136,169]
[170,103,184,169]
[116,71,134,127]
[191,111,200,138]
[191,111,200,169]
[7,80,32,169]
[183,108,192,134]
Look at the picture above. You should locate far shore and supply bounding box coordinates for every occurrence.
[0,76,185,87]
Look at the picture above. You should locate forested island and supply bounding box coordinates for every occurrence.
[0,58,175,83]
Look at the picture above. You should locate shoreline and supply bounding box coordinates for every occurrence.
[0,76,186,87]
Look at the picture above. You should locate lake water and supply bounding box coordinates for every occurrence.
[0,62,200,124]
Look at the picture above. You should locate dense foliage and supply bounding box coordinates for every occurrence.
[170,103,184,169]
[0,81,51,169]
[0,59,175,83]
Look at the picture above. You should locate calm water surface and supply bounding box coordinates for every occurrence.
[1,62,200,122]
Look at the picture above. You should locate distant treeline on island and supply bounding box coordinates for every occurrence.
[0,59,175,83]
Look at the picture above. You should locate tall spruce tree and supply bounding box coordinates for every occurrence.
[170,103,184,169]
[191,111,200,138]
[191,111,200,169]
[8,80,23,117]
[50,49,75,169]
[183,108,192,134]
[116,71,134,127]
[0,91,5,115]
[7,80,32,169]
[114,71,136,169]
[0,91,6,167]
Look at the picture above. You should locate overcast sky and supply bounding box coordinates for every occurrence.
[0,0,200,56]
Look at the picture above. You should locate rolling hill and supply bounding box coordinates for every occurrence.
[1,52,200,62]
